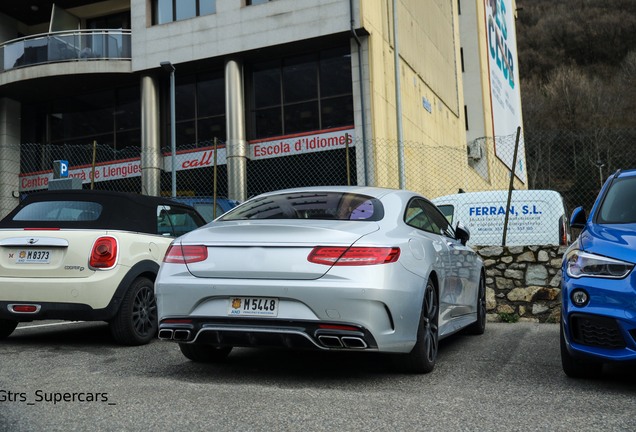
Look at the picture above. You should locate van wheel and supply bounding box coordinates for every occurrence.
[110,277,158,346]
[0,319,18,339]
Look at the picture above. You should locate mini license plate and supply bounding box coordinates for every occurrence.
[15,249,51,264]
[228,297,279,317]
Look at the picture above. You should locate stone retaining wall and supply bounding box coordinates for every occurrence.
[475,245,568,323]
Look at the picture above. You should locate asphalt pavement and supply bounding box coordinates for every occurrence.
[1,321,634,432]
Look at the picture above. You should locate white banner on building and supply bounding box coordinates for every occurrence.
[19,128,354,191]
[485,0,527,183]
[250,128,354,160]
[163,147,228,172]
[20,159,143,192]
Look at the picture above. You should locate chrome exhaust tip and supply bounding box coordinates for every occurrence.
[173,329,191,341]
[158,329,174,340]
[318,335,343,348]
[341,337,367,349]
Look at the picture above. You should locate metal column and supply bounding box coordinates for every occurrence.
[140,74,162,196]
[0,98,21,218]
[225,59,248,202]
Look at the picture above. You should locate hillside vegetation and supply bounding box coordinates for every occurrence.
[517,0,636,130]
[515,0,636,207]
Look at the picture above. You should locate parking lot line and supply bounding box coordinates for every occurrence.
[15,321,84,330]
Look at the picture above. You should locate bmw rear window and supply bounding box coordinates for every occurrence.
[220,192,384,221]
[12,201,103,222]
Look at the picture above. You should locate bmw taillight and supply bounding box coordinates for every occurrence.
[163,244,208,264]
[307,246,400,266]
[89,236,118,269]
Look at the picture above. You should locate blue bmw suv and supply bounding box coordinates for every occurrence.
[561,168,636,378]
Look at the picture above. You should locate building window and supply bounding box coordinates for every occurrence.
[249,47,353,140]
[20,86,142,174]
[247,0,272,5]
[153,0,216,25]
[171,71,226,147]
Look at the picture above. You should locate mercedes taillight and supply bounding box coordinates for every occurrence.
[307,246,400,266]
[163,244,208,264]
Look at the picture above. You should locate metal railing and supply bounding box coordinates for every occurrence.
[0,29,131,72]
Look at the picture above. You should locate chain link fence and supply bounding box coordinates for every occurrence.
[5,129,636,242]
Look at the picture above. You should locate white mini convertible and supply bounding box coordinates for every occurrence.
[0,190,205,345]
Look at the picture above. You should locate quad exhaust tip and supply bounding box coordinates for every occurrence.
[318,335,367,349]
[158,329,191,341]
[159,328,367,348]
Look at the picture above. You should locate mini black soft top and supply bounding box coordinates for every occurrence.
[0,189,203,234]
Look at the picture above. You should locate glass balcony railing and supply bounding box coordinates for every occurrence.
[0,29,131,73]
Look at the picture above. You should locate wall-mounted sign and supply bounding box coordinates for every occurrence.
[422,97,432,113]
[20,127,355,191]
[52,160,69,179]
[485,0,527,183]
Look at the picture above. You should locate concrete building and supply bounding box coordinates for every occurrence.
[0,0,523,218]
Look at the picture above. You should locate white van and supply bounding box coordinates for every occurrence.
[432,190,570,246]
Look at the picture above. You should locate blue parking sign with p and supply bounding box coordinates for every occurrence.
[60,160,68,177]
[53,160,69,179]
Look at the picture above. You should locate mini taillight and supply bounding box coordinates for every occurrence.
[89,236,118,269]
[163,244,208,264]
[308,246,400,266]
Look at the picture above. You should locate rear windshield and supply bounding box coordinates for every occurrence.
[219,192,384,221]
[157,205,207,236]
[12,201,103,222]
[597,176,636,224]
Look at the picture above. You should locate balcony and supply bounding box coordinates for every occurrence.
[0,30,131,73]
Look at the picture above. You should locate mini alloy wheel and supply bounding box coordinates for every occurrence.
[110,277,158,345]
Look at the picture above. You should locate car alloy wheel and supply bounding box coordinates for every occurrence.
[133,285,156,337]
[421,280,440,364]
[110,277,158,346]
[393,278,439,374]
